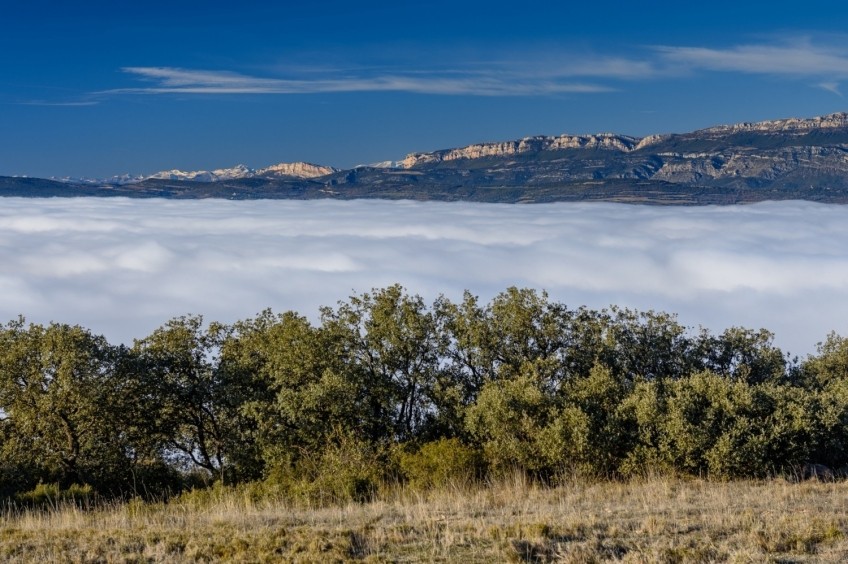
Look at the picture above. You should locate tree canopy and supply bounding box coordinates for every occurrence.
[2,286,847,500]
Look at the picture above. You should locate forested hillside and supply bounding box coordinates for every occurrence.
[2,285,848,502]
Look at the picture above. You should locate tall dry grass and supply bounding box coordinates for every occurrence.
[1,475,847,562]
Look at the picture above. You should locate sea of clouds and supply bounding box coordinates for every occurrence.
[1,197,847,357]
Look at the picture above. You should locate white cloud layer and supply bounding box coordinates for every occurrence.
[1,198,847,356]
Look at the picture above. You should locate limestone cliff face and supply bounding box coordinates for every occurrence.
[29,111,848,205]
[651,146,848,184]
[697,112,848,135]
[392,112,848,194]
[256,162,338,178]
[633,134,671,151]
[401,134,640,168]
[401,112,848,169]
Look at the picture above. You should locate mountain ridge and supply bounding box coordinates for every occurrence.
[50,161,338,186]
[6,111,848,205]
[398,112,848,167]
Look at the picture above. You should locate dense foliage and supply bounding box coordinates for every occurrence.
[2,286,848,501]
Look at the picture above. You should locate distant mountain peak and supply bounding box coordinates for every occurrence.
[210,164,252,180]
[398,112,848,168]
[256,162,338,178]
[400,133,641,168]
[31,111,848,202]
[698,112,848,135]
[56,161,340,185]
[145,161,339,183]
[357,160,402,169]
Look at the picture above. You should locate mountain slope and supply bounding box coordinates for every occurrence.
[4,112,848,204]
[50,162,338,185]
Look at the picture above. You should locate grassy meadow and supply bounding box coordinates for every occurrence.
[6,289,848,561]
[1,476,847,562]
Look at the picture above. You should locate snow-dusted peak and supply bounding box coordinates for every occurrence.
[55,161,339,185]
[144,162,338,182]
[255,162,337,178]
[362,160,402,169]
[51,173,146,185]
[148,169,214,182]
[211,164,254,180]
[147,165,255,183]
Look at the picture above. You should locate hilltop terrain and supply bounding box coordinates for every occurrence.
[4,112,848,204]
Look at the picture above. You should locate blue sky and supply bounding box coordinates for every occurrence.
[2,0,848,178]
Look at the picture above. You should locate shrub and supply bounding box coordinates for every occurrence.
[15,482,95,507]
[465,372,556,474]
[265,430,384,505]
[396,438,482,489]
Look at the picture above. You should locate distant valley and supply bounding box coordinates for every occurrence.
[4,112,848,205]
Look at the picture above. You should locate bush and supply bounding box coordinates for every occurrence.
[396,438,482,489]
[15,482,95,507]
[466,372,557,474]
[265,431,384,505]
[465,366,593,478]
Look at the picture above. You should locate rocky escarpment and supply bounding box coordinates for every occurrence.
[650,146,848,185]
[401,134,640,168]
[697,112,848,135]
[7,112,848,205]
[400,112,848,169]
[390,112,848,195]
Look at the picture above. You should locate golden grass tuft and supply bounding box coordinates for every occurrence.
[1,476,847,562]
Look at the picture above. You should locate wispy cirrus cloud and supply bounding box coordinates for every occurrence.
[30,37,848,105]
[111,66,613,96]
[18,99,100,107]
[113,39,848,99]
[655,39,848,97]
[656,41,848,77]
[818,81,843,96]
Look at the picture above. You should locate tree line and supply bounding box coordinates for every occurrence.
[2,285,848,501]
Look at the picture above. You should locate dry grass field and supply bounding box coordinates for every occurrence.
[1,476,847,562]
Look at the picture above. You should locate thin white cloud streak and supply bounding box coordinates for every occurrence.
[656,41,848,77]
[1,199,848,356]
[473,56,662,81]
[30,37,848,105]
[818,81,842,96]
[19,100,100,106]
[114,66,612,96]
[118,39,848,98]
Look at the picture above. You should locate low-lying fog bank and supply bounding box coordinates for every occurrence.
[1,198,846,355]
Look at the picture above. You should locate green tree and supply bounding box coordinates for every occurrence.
[0,319,134,491]
[561,362,632,475]
[436,288,575,402]
[132,315,254,482]
[800,332,848,389]
[222,310,377,473]
[654,371,811,478]
[600,308,698,383]
[465,361,589,476]
[697,327,788,384]
[801,334,848,466]
[322,285,443,442]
